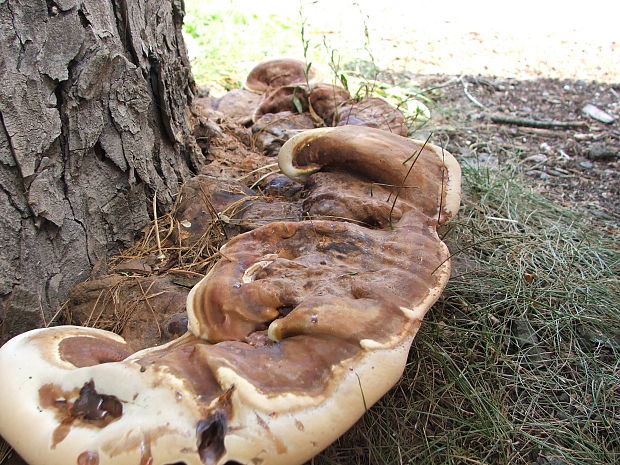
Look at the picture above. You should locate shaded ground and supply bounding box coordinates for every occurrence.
[401,73,620,224]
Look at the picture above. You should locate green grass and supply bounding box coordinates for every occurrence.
[183,1,307,92]
[183,0,366,91]
[183,0,432,126]
[182,2,620,464]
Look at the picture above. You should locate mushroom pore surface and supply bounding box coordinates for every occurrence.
[0,126,460,465]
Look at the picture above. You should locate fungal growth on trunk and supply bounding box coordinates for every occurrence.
[253,83,351,123]
[0,126,460,465]
[252,111,315,156]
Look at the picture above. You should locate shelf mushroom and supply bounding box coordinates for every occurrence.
[0,126,460,465]
[245,58,316,93]
[253,83,350,123]
[336,97,409,136]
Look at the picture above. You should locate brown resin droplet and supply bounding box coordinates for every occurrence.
[71,380,123,423]
[77,451,99,465]
[196,411,227,465]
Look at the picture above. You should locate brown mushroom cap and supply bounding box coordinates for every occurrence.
[252,111,315,156]
[212,88,263,124]
[245,58,316,93]
[253,83,350,123]
[306,83,351,124]
[337,97,409,136]
[278,125,461,221]
[0,126,461,465]
[0,324,415,465]
[252,84,310,121]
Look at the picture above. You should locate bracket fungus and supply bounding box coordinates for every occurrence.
[253,83,350,123]
[252,111,315,157]
[0,126,460,465]
[336,97,409,136]
[196,58,409,159]
[245,58,317,93]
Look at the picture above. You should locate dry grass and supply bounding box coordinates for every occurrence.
[64,276,165,335]
[62,184,269,334]
[111,192,232,276]
[0,438,11,465]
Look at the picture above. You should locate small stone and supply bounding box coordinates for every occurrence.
[582,104,616,124]
[553,167,570,175]
[579,161,593,169]
[548,168,571,178]
[524,153,548,163]
[588,143,618,161]
[539,142,552,153]
[539,172,551,180]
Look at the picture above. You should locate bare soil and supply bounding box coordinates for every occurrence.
[402,73,620,225]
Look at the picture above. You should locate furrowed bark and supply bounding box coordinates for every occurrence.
[0,0,200,342]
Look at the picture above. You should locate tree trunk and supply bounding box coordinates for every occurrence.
[0,0,199,342]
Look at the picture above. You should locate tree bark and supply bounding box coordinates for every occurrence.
[0,0,199,342]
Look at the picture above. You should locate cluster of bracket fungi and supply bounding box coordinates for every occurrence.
[198,58,409,157]
[0,59,461,465]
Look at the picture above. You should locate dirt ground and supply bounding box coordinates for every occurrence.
[334,0,620,224]
[404,74,620,224]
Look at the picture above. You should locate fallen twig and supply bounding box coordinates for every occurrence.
[515,127,569,137]
[153,193,164,259]
[488,113,587,129]
[419,77,459,94]
[459,77,486,109]
[250,169,280,189]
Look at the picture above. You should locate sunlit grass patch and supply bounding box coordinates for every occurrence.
[182,0,431,127]
[184,1,309,93]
